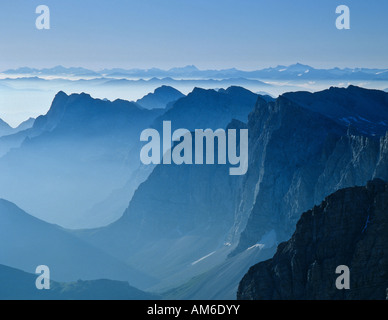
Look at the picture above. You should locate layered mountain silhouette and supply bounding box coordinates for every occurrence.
[5,64,388,81]
[0,264,159,300]
[79,86,260,228]
[232,86,388,257]
[238,179,388,300]
[78,85,388,298]
[77,87,260,290]
[0,92,163,227]
[152,86,260,132]
[136,85,185,109]
[0,199,156,290]
[1,83,388,300]
[0,119,13,137]
[0,117,34,138]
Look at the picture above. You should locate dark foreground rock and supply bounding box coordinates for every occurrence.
[238,179,388,300]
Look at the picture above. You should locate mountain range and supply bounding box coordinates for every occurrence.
[0,91,164,227]
[74,85,388,298]
[0,85,260,229]
[4,64,388,81]
[1,84,388,300]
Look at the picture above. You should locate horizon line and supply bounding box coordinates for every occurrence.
[3,63,388,74]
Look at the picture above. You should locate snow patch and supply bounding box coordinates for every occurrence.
[246,230,277,251]
[247,244,264,250]
[191,251,216,265]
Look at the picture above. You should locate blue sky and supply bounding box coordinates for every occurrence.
[0,0,387,70]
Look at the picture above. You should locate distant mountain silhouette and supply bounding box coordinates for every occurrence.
[0,199,156,290]
[79,86,388,298]
[4,66,99,77]
[0,91,163,228]
[136,85,184,109]
[5,64,388,80]
[2,83,388,300]
[0,117,35,139]
[77,87,260,290]
[79,86,259,227]
[0,263,159,300]
[0,118,13,137]
[15,117,35,132]
[152,86,259,132]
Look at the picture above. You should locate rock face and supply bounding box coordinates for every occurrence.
[79,85,388,297]
[237,179,388,300]
[152,86,259,133]
[79,87,259,290]
[232,86,388,255]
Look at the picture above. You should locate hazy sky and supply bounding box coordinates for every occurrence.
[0,0,387,70]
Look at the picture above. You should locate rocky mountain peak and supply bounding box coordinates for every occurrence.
[238,179,388,300]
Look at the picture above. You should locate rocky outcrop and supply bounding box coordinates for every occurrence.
[237,179,388,300]
[232,87,388,255]
[80,85,388,297]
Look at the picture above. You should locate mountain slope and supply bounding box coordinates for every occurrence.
[79,86,388,298]
[79,127,243,289]
[233,86,388,256]
[0,264,159,300]
[238,179,388,300]
[14,117,35,132]
[0,118,35,156]
[5,64,388,81]
[78,86,257,227]
[0,91,163,228]
[0,118,13,137]
[152,86,258,132]
[0,199,156,290]
[164,244,276,300]
[76,88,259,290]
[136,85,185,109]
[283,85,388,135]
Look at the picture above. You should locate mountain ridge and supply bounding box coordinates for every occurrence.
[4,64,388,80]
[0,198,156,290]
[237,179,388,300]
[0,263,159,300]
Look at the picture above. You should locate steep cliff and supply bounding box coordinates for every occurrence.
[232,87,388,255]
[237,179,388,300]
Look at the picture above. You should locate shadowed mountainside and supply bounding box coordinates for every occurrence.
[0,264,159,300]
[0,199,156,290]
[238,179,388,300]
